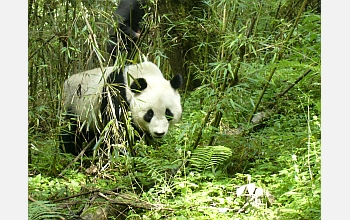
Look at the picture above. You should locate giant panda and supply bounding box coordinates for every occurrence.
[60,61,183,156]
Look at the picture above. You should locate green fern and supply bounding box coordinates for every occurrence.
[133,156,178,177]
[133,157,164,172]
[28,201,64,220]
[131,156,178,186]
[188,146,232,172]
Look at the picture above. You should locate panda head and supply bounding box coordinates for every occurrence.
[125,62,183,139]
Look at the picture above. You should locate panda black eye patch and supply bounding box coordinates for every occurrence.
[165,108,174,121]
[144,109,154,123]
[130,78,147,93]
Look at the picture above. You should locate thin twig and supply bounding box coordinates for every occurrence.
[82,10,105,69]
[28,195,36,202]
[307,98,313,180]
[59,137,96,177]
[240,67,313,135]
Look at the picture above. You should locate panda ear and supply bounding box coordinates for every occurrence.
[130,78,147,93]
[170,74,183,90]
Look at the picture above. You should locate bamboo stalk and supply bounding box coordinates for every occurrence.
[192,109,213,150]
[247,0,309,124]
[276,68,312,98]
[208,5,258,145]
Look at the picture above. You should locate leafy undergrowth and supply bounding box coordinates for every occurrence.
[28,84,321,219]
[28,0,321,218]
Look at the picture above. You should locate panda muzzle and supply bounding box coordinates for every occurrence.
[153,132,165,138]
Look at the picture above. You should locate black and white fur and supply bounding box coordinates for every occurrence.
[61,61,183,155]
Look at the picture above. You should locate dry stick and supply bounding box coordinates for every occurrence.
[183,108,214,173]
[208,2,229,141]
[192,109,213,149]
[50,186,121,203]
[83,10,136,156]
[129,23,149,63]
[235,196,255,215]
[28,195,36,202]
[271,1,282,33]
[187,109,213,168]
[58,138,96,177]
[51,189,101,203]
[230,14,257,88]
[192,2,238,149]
[247,0,309,124]
[115,88,136,157]
[208,111,223,146]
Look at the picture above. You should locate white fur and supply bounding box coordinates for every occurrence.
[62,66,116,131]
[124,61,182,138]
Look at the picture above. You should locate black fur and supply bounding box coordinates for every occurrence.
[60,107,97,155]
[130,78,147,93]
[100,69,127,123]
[107,0,146,63]
[170,74,183,90]
[165,108,174,121]
[143,109,154,123]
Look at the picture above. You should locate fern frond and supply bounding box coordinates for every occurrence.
[189,146,232,172]
[28,201,64,220]
[133,157,169,175]
[131,156,178,185]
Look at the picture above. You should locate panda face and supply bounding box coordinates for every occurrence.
[122,61,183,139]
[129,80,182,138]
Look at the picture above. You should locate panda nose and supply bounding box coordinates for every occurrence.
[154,132,165,137]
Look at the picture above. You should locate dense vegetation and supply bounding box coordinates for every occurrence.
[28,0,321,219]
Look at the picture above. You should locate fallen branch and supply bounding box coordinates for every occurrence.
[50,188,173,212]
[99,191,174,211]
[50,186,173,211]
